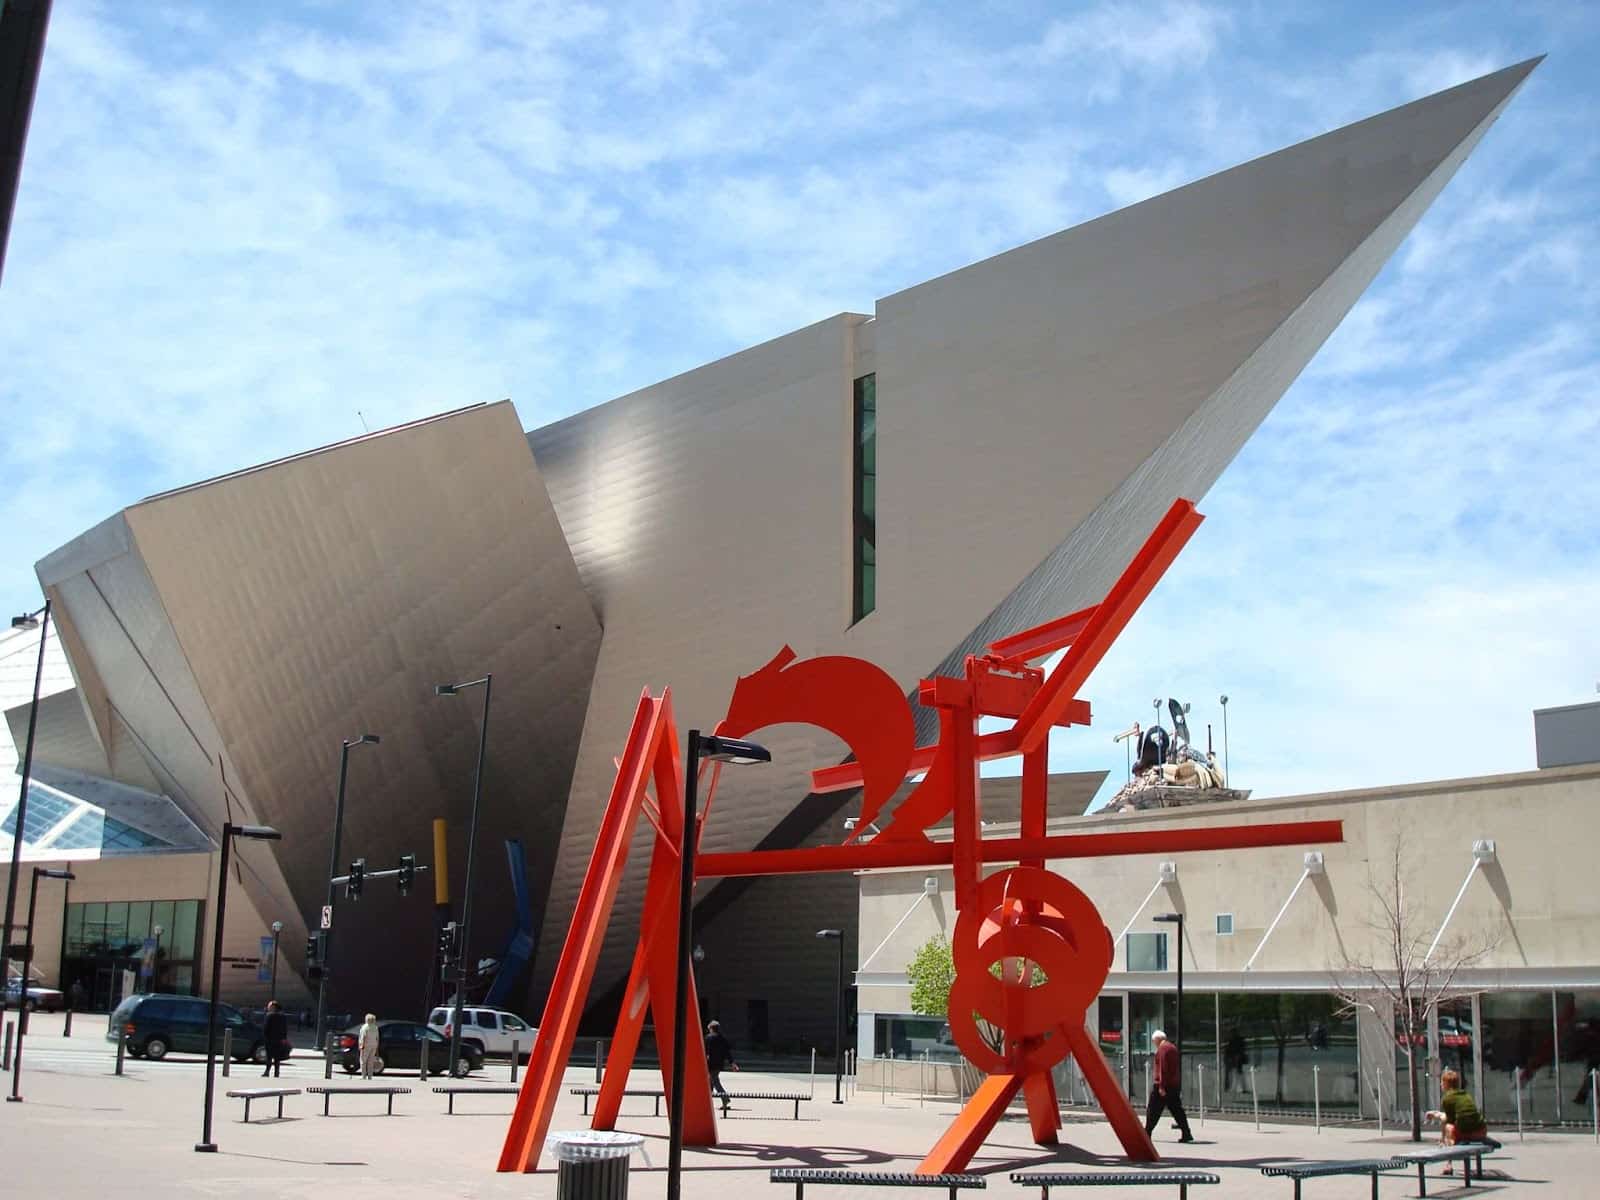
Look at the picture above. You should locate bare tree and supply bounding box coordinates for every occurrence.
[1329,835,1498,1141]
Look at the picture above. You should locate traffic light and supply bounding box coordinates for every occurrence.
[437,921,458,979]
[397,854,416,896]
[346,858,366,901]
[305,931,326,981]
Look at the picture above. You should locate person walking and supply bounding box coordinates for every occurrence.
[262,1000,291,1077]
[1144,1029,1195,1143]
[358,1013,382,1079]
[1223,1028,1248,1094]
[705,1019,739,1115]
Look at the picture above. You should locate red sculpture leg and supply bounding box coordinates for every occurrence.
[918,1072,1026,1174]
[1061,1023,1157,1161]
[1023,1069,1061,1144]
[498,689,670,1172]
[591,935,652,1130]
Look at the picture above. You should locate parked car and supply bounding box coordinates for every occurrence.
[427,1005,537,1058]
[338,1019,480,1076]
[106,993,267,1062]
[4,976,63,1012]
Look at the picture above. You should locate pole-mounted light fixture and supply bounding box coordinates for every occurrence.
[668,729,770,1200]
[314,733,381,1053]
[1153,911,1184,1053]
[197,822,280,1151]
[433,675,492,1078]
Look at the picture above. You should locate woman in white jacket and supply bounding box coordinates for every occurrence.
[358,1013,381,1078]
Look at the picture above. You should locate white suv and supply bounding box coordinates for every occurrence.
[427,1006,536,1058]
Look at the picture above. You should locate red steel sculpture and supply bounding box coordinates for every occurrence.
[498,498,1343,1172]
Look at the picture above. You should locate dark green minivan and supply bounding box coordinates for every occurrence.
[107,993,267,1062]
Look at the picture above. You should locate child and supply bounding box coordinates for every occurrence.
[1425,1068,1489,1174]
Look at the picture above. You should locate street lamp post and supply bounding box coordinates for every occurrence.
[7,866,73,1103]
[150,924,163,993]
[1,603,49,1026]
[269,920,283,1002]
[1219,695,1230,784]
[314,733,380,1055]
[816,929,845,1104]
[668,731,770,1200]
[1153,912,1185,1056]
[434,675,491,1079]
[196,822,282,1153]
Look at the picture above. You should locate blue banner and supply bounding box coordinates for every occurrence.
[258,935,275,983]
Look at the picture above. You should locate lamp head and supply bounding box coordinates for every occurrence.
[434,683,458,696]
[37,868,75,881]
[230,824,282,842]
[816,928,842,939]
[692,944,705,963]
[699,735,771,765]
[1153,912,1183,924]
[271,920,284,933]
[1219,694,1229,705]
[11,612,40,629]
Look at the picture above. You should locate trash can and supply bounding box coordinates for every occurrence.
[547,1129,644,1200]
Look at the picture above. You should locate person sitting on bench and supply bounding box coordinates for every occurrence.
[1425,1069,1489,1174]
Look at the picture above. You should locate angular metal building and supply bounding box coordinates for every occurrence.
[22,61,1536,1042]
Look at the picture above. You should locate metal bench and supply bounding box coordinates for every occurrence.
[224,1086,301,1123]
[770,1168,984,1200]
[721,1090,808,1118]
[570,1085,808,1119]
[1259,1160,1407,1199]
[1392,1140,1500,1197]
[1013,1171,1220,1199]
[571,1086,669,1116]
[304,1084,411,1116]
[433,1085,520,1114]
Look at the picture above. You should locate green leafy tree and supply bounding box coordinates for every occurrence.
[906,933,1045,1060]
[907,934,956,1018]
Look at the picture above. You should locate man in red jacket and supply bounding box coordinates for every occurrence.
[1145,1029,1195,1143]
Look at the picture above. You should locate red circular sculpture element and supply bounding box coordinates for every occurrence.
[947,867,1113,1075]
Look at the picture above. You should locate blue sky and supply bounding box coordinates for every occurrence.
[0,2,1595,807]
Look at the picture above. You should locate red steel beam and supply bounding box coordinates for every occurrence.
[810,704,1091,795]
[986,603,1099,664]
[1014,499,1202,755]
[696,819,1343,879]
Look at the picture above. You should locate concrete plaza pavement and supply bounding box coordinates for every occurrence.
[2,1013,1592,1198]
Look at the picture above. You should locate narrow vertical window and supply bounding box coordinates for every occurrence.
[852,373,876,622]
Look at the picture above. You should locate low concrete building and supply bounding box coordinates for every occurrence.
[856,758,1600,1128]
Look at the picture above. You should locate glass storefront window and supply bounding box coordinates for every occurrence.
[126,900,151,946]
[1125,932,1168,972]
[872,1014,961,1062]
[1555,991,1600,1125]
[1220,992,1358,1113]
[151,899,175,943]
[1435,996,1476,1105]
[173,900,200,961]
[80,902,107,953]
[1481,990,1559,1125]
[103,901,129,953]
[60,897,206,1007]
